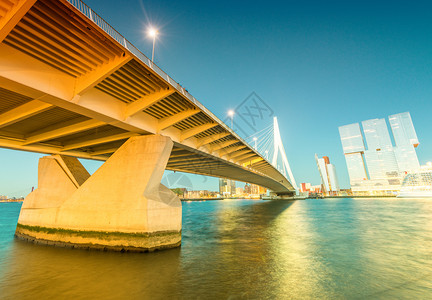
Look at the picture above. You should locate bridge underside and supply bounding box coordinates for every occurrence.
[0,0,293,193]
[1,0,295,251]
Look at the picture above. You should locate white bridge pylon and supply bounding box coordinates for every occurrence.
[245,116,298,190]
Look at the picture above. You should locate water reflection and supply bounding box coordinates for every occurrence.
[1,199,432,299]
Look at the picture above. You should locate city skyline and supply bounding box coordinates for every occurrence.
[2,0,432,196]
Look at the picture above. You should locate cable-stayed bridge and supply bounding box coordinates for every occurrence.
[244,117,297,191]
[0,0,296,251]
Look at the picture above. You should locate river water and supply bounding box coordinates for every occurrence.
[1,198,432,299]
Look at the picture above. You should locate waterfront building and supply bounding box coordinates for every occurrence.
[235,187,244,195]
[315,154,340,195]
[184,190,219,199]
[300,183,311,193]
[339,112,420,195]
[310,185,322,193]
[219,178,236,196]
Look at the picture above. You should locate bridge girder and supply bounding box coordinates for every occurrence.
[0,0,294,193]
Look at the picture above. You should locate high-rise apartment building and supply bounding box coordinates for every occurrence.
[315,154,340,195]
[339,112,420,194]
[219,178,236,196]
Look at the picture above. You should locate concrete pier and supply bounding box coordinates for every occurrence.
[15,135,182,252]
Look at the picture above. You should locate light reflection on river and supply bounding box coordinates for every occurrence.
[1,198,432,299]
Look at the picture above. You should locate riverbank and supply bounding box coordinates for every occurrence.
[0,199,24,203]
[321,195,397,199]
[181,197,262,201]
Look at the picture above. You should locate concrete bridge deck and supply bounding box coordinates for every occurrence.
[0,0,294,194]
[1,0,296,251]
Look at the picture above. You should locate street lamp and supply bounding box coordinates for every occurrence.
[228,110,235,129]
[147,27,158,62]
[253,137,257,150]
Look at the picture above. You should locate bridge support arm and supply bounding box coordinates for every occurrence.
[15,135,182,252]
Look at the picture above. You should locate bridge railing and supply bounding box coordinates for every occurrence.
[65,0,272,169]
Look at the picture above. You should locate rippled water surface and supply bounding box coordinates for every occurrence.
[1,198,432,299]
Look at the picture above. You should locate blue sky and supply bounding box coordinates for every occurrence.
[2,0,432,196]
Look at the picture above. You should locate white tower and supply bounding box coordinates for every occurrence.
[271,117,298,190]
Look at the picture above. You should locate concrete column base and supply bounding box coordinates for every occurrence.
[15,135,182,252]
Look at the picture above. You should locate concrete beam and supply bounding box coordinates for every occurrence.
[157,109,200,132]
[211,140,238,151]
[196,132,231,147]
[23,119,105,145]
[90,147,118,156]
[0,136,108,161]
[221,145,247,155]
[0,0,37,43]
[229,150,252,159]
[237,154,259,164]
[74,54,132,96]
[180,123,219,142]
[0,99,52,128]
[124,89,175,118]
[62,132,138,151]
[243,157,264,167]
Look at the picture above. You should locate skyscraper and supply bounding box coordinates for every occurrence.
[315,154,340,195]
[362,118,399,184]
[339,112,420,195]
[338,123,368,187]
[219,178,236,196]
[389,112,420,173]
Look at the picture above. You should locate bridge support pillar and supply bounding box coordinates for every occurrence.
[15,135,182,252]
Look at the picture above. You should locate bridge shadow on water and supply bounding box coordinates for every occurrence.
[1,237,183,299]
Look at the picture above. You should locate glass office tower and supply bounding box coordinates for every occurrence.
[362,118,393,150]
[338,124,368,188]
[389,112,420,173]
[339,112,420,195]
[361,118,399,183]
[389,112,419,147]
[339,123,365,153]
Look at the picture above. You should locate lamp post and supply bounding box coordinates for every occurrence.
[148,27,158,62]
[228,110,235,129]
[253,137,257,150]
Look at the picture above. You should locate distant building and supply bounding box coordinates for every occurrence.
[339,112,420,195]
[184,190,218,199]
[300,183,321,194]
[249,184,266,195]
[300,183,311,192]
[315,154,340,195]
[219,178,236,196]
[310,185,322,193]
[235,187,244,195]
[244,183,251,194]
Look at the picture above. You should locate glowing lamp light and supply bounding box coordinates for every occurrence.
[148,28,157,38]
